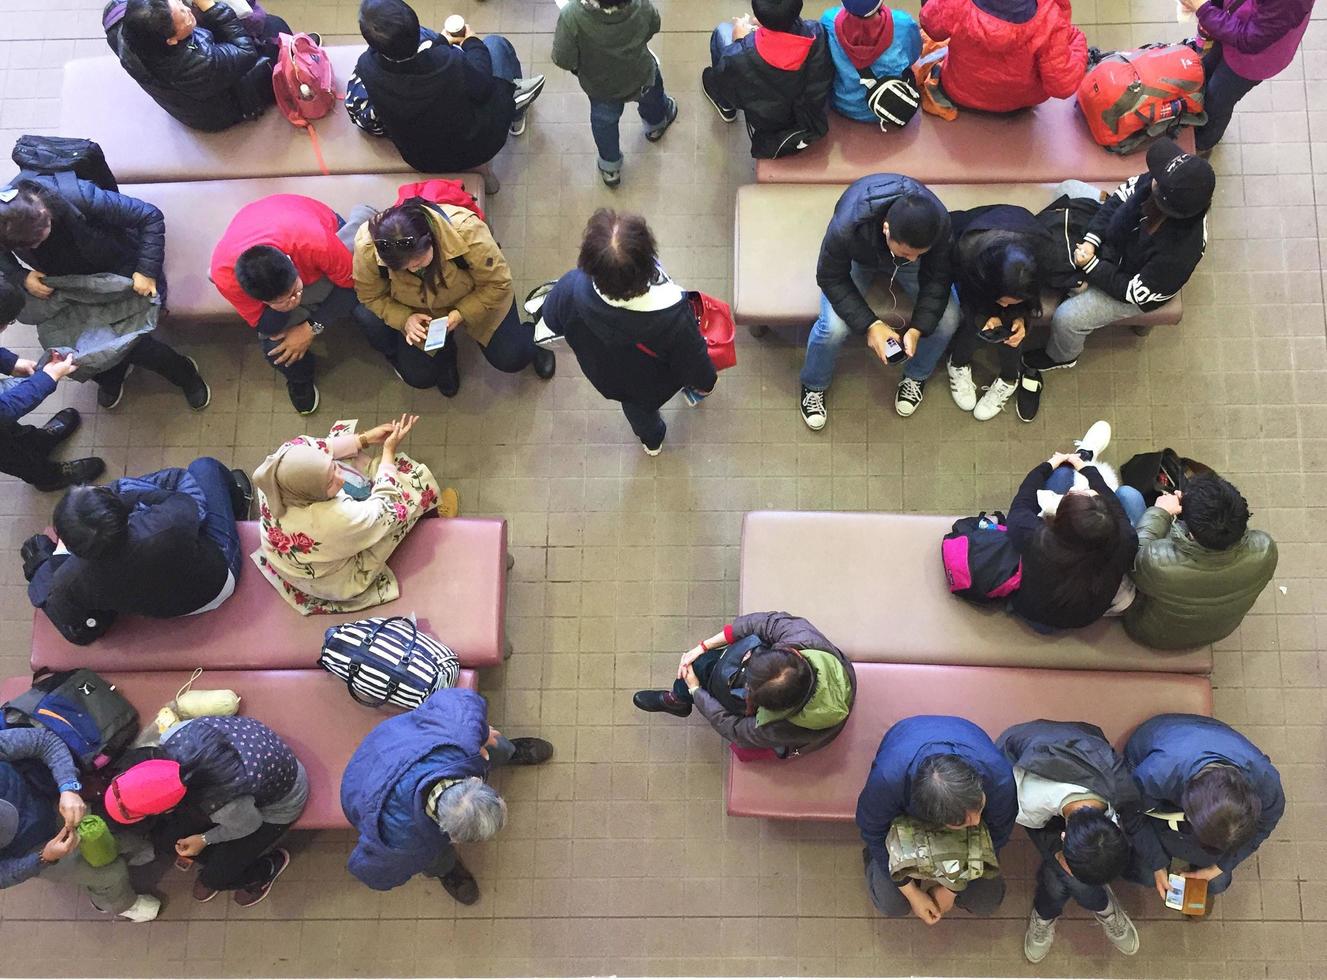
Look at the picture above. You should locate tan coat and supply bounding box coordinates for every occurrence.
[352,204,514,346]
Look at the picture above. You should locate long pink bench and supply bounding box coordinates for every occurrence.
[727,661,1213,820]
[740,511,1213,673]
[754,101,1197,185]
[31,518,510,673]
[0,669,478,830]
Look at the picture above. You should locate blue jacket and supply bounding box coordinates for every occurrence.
[0,348,56,425]
[1125,713,1284,876]
[856,715,1018,882]
[820,7,922,123]
[0,728,80,889]
[341,688,490,890]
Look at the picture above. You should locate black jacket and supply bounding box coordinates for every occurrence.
[354,32,515,174]
[816,174,953,336]
[105,1,270,132]
[541,269,717,412]
[997,719,1141,814]
[1079,174,1207,311]
[711,22,834,158]
[949,204,1056,331]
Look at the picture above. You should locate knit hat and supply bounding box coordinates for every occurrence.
[104,759,186,824]
[843,0,885,15]
[0,800,18,849]
[1146,137,1215,219]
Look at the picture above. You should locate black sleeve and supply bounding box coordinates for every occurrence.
[1082,176,1132,247]
[815,224,876,336]
[1007,461,1053,552]
[75,181,166,279]
[666,309,719,393]
[184,3,260,91]
[29,560,115,646]
[909,218,954,335]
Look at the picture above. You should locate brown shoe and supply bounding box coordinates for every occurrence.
[192,879,219,903]
[233,848,290,909]
[438,487,459,518]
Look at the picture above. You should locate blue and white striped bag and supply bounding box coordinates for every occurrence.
[319,616,459,709]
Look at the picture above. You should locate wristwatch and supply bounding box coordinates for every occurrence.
[308,320,326,336]
[58,780,81,793]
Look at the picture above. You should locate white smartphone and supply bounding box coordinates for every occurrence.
[424,318,449,352]
[1164,873,1186,911]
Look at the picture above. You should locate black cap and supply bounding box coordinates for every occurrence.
[1146,137,1215,219]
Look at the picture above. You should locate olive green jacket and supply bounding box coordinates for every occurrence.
[551,0,660,103]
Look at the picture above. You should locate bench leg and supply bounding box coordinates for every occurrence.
[506,552,515,571]
[504,640,513,660]
[477,162,500,196]
[1131,324,1153,338]
[748,324,769,338]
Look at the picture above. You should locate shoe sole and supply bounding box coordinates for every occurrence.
[701,81,737,123]
[801,414,826,431]
[895,401,921,418]
[194,887,220,903]
[600,170,621,187]
[99,364,133,410]
[512,77,545,113]
[1026,359,1076,372]
[183,356,211,410]
[294,387,320,416]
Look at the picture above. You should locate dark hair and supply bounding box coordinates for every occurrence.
[235,246,299,302]
[577,209,659,301]
[53,485,131,560]
[0,274,24,325]
[166,723,249,813]
[367,205,438,286]
[1183,766,1261,854]
[1062,808,1130,886]
[0,185,52,250]
[358,0,420,61]
[988,241,1040,306]
[912,753,984,827]
[753,0,804,31]
[123,0,177,53]
[1181,474,1249,551]
[743,648,814,714]
[1036,491,1126,613]
[886,194,945,251]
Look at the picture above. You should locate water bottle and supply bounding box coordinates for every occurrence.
[77,815,119,868]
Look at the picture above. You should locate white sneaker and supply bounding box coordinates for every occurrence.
[1023,908,1057,964]
[894,377,924,417]
[1095,887,1140,956]
[1075,419,1112,461]
[799,386,827,431]
[117,894,161,923]
[973,377,1017,421]
[946,360,977,411]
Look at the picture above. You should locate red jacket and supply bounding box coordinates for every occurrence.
[921,0,1087,113]
[210,194,353,327]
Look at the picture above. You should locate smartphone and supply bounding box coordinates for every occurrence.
[1164,873,1186,911]
[424,318,449,352]
[884,337,907,364]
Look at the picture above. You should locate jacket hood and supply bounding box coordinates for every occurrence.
[997,719,1140,811]
[570,271,690,348]
[832,8,895,68]
[571,0,639,24]
[755,648,853,730]
[754,25,816,70]
[358,45,455,114]
[962,0,1053,52]
[974,0,1037,23]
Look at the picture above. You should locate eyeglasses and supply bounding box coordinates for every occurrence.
[374,237,417,251]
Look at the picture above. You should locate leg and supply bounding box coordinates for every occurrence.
[424,837,460,880]
[953,875,1006,916]
[258,330,316,384]
[589,98,627,173]
[903,288,963,384]
[350,304,439,388]
[1046,287,1142,364]
[946,319,979,370]
[196,823,289,892]
[638,63,669,130]
[1052,178,1106,203]
[995,338,1022,383]
[476,303,537,374]
[0,421,64,489]
[668,647,724,703]
[120,334,203,389]
[799,263,875,391]
[1044,464,1078,495]
[185,457,243,576]
[40,850,137,915]
[485,734,517,770]
[864,858,912,917]
[482,34,522,84]
[709,23,735,68]
[621,401,666,449]
[1196,47,1260,153]
[1114,485,1147,527]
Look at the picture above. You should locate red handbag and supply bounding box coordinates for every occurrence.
[689,291,737,371]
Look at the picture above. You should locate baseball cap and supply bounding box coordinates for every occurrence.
[0,800,19,849]
[843,0,886,15]
[1146,137,1215,219]
[104,759,186,824]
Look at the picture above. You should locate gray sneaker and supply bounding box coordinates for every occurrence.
[1023,908,1057,964]
[1095,887,1140,956]
[512,75,545,115]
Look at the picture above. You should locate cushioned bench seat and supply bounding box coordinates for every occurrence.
[0,669,478,830]
[733,182,1180,331]
[754,101,1196,185]
[31,517,509,673]
[739,511,1212,673]
[120,172,483,320]
[726,661,1212,820]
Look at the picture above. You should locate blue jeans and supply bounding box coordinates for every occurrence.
[799,260,962,391]
[710,22,735,72]
[1044,465,1146,526]
[589,63,669,170]
[186,457,243,578]
[483,35,527,118]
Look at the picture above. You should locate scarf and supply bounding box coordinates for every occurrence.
[252,442,336,519]
[834,7,894,69]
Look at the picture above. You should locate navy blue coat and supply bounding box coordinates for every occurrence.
[1125,713,1284,875]
[856,715,1017,885]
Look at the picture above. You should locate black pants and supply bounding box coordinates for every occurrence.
[391,301,538,388]
[621,401,666,448]
[1027,822,1109,919]
[950,320,1021,382]
[152,805,289,892]
[94,334,200,393]
[671,647,722,702]
[1196,45,1260,153]
[0,417,63,488]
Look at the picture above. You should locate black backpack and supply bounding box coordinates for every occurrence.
[1120,449,1214,507]
[942,512,1023,604]
[855,66,921,132]
[2,669,139,771]
[11,135,119,193]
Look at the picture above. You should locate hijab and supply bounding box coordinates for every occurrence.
[252,442,336,519]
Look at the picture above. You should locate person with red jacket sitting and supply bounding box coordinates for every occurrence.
[919,0,1087,114]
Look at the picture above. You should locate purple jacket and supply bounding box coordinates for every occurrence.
[1199,0,1314,81]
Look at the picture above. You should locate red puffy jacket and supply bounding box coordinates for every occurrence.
[921,0,1088,113]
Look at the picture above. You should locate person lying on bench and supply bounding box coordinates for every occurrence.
[106,0,293,132]
[819,2,920,125]
[997,720,1140,964]
[632,610,855,758]
[856,715,1016,923]
[24,458,251,645]
[342,688,554,905]
[106,717,307,909]
[1124,713,1283,908]
[1017,139,1214,421]
[800,174,958,432]
[1,727,159,922]
[701,0,834,159]
[1125,474,1278,650]
[250,415,458,616]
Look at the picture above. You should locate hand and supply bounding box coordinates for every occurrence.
[24,270,53,299]
[58,790,88,829]
[681,663,700,692]
[447,25,477,44]
[480,725,500,760]
[445,309,464,332]
[1179,0,1204,12]
[678,643,707,678]
[175,834,207,858]
[10,358,37,377]
[902,327,921,358]
[865,321,901,363]
[1004,318,1026,348]
[1156,491,1183,517]
[42,352,78,382]
[929,884,957,914]
[131,273,158,298]
[41,827,79,863]
[1073,242,1097,269]
[381,412,419,457]
[1184,864,1224,881]
[360,422,396,446]
[265,321,315,366]
[731,15,755,41]
[907,889,943,925]
[982,316,1003,333]
[1047,451,1082,471]
[1154,868,1171,901]
[403,312,431,348]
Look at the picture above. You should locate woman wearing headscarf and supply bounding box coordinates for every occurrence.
[250,414,457,615]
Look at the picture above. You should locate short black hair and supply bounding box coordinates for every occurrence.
[1183,766,1261,854]
[0,274,24,326]
[912,753,984,827]
[1062,809,1130,886]
[886,193,946,251]
[54,485,131,560]
[1181,474,1250,551]
[577,208,659,302]
[358,0,421,61]
[753,0,804,32]
[744,648,814,713]
[235,246,299,302]
[123,0,177,53]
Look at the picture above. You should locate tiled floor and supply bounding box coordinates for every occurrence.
[1,0,1325,976]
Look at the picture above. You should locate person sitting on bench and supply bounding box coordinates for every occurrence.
[856,714,1016,923]
[997,720,1140,964]
[1125,474,1278,649]
[819,1,921,124]
[1124,713,1283,904]
[1018,139,1214,421]
[24,458,251,645]
[632,610,856,758]
[106,0,292,132]
[341,688,554,905]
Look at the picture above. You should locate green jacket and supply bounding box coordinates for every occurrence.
[1124,507,1278,649]
[551,0,660,103]
[755,649,852,730]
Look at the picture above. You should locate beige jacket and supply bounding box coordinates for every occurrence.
[352,204,514,346]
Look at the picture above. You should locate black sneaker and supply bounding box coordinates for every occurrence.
[894,377,925,417]
[40,407,80,446]
[799,385,827,431]
[642,425,666,457]
[97,365,133,410]
[439,859,480,905]
[229,469,253,518]
[633,690,693,718]
[437,356,460,398]
[287,381,319,415]
[34,456,105,492]
[645,97,679,142]
[1022,349,1077,372]
[183,356,211,411]
[531,345,556,380]
[1015,369,1042,423]
[508,737,555,766]
[701,67,738,122]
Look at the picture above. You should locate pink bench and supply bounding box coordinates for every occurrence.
[1,669,478,830]
[754,101,1197,185]
[726,662,1213,820]
[30,518,510,673]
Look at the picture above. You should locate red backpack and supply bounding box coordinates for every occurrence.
[273,32,339,173]
[1076,42,1206,155]
[393,179,486,223]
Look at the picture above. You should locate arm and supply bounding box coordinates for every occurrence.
[855,768,904,878]
[983,765,1019,851]
[0,371,56,424]
[1036,23,1089,99]
[1082,247,1195,312]
[183,2,260,91]
[32,564,116,646]
[450,214,514,332]
[909,229,954,335]
[76,183,166,279]
[550,12,579,74]
[0,853,44,889]
[918,0,962,42]
[727,611,835,652]
[1197,0,1312,55]
[1220,772,1284,873]
[1081,177,1132,249]
[815,228,877,335]
[1124,809,1171,873]
[691,689,787,750]
[199,796,264,845]
[353,238,417,332]
[456,36,502,104]
[0,728,81,790]
[1135,507,1174,548]
[664,308,719,393]
[1006,461,1053,551]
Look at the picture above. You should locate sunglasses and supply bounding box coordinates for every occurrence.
[374,236,417,251]
[109,778,146,822]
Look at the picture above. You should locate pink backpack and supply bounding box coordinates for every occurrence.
[272,33,339,173]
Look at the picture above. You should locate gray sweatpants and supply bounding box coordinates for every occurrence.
[40,851,137,914]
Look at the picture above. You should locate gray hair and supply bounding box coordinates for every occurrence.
[912,753,984,827]
[433,777,508,842]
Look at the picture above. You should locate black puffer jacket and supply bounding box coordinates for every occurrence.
[816,173,953,335]
[949,204,1057,331]
[104,0,268,132]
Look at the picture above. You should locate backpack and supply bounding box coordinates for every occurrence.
[1076,42,1207,155]
[319,616,460,709]
[855,66,921,133]
[2,669,138,771]
[10,135,118,193]
[1120,449,1214,506]
[942,512,1023,603]
[885,817,1000,891]
[394,179,487,223]
[272,32,339,174]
